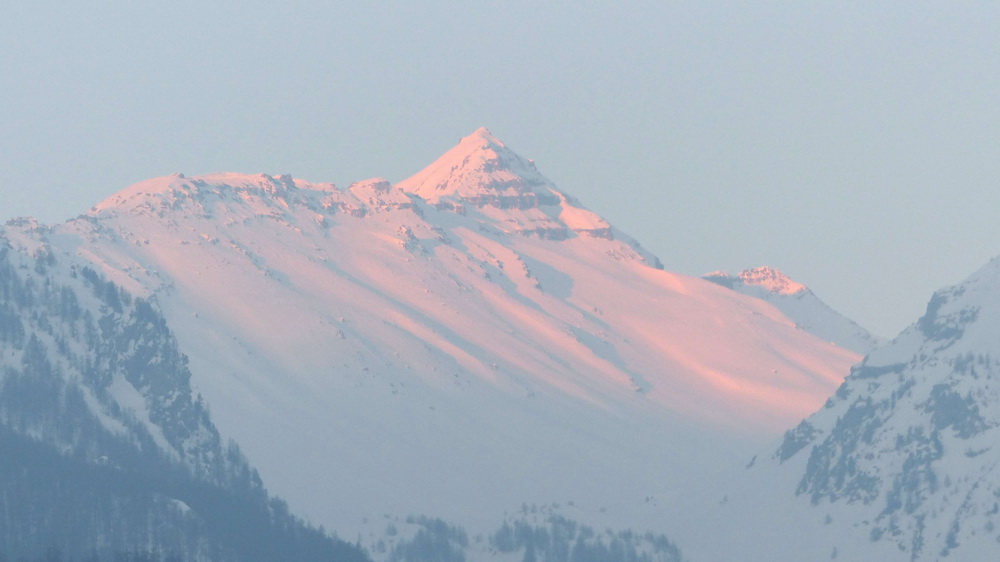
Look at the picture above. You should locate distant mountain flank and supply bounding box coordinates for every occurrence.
[681,254,1000,561]
[704,266,883,355]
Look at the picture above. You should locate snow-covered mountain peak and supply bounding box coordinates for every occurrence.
[705,266,806,295]
[466,126,503,148]
[704,267,808,295]
[391,128,647,251]
[396,128,556,206]
[31,129,870,543]
[739,266,807,295]
[703,266,882,354]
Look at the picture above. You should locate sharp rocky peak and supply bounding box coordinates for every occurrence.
[395,127,559,207]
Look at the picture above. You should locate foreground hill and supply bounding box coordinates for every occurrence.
[679,253,1000,560]
[0,226,367,561]
[704,266,883,354]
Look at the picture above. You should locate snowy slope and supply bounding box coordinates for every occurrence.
[704,266,884,354]
[677,254,1000,561]
[0,224,365,561]
[22,129,860,538]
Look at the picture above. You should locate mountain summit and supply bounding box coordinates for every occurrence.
[397,127,554,204]
[398,128,623,244]
[739,266,807,294]
[704,266,806,295]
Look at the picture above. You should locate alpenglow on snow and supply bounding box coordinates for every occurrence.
[11,128,861,546]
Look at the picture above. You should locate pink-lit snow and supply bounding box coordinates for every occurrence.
[20,129,862,540]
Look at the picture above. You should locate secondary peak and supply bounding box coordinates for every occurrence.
[468,126,500,143]
[738,266,807,295]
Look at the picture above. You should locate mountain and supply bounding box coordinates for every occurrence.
[678,254,1000,561]
[396,128,636,246]
[703,266,883,354]
[0,223,367,561]
[19,128,860,540]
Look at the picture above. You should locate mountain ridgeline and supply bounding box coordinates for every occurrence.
[703,267,883,355]
[779,255,1000,558]
[0,230,367,561]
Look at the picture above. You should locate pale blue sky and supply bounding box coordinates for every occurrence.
[3,2,1000,337]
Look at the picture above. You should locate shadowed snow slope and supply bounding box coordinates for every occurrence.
[705,266,884,355]
[19,129,859,536]
[679,255,1000,561]
[0,226,365,561]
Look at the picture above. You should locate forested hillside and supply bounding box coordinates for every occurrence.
[0,231,368,562]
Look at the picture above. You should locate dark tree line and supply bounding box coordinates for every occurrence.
[489,514,683,562]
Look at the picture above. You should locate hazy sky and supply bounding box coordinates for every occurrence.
[3,2,1000,337]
